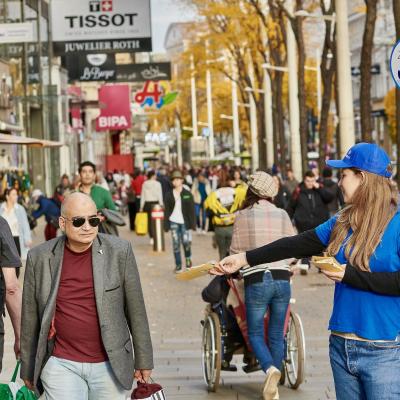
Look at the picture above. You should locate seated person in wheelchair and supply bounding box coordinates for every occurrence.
[201,275,246,371]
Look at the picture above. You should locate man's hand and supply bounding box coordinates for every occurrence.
[321,265,346,282]
[313,182,320,189]
[209,253,247,275]
[23,380,34,391]
[134,369,152,383]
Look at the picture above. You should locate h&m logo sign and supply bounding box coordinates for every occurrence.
[89,1,113,12]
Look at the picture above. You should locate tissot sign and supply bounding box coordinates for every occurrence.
[51,0,152,55]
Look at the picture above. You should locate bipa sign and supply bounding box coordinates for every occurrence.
[96,84,131,131]
[98,115,129,129]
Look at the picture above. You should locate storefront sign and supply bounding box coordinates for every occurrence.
[116,62,171,82]
[96,84,131,130]
[66,53,116,81]
[65,53,170,82]
[0,22,33,44]
[134,81,178,109]
[51,0,152,55]
[71,107,84,132]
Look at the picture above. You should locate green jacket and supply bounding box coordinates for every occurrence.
[81,185,116,211]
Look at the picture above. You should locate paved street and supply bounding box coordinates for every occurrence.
[0,220,336,399]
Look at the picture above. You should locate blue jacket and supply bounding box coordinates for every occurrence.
[32,196,60,223]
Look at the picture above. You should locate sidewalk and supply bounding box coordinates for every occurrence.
[0,221,336,399]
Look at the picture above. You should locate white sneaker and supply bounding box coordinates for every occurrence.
[263,366,281,400]
[149,238,154,246]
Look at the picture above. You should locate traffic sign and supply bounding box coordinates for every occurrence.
[390,40,400,89]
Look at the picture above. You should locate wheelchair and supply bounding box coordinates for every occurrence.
[201,276,306,392]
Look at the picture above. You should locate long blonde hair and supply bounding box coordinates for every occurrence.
[326,169,397,271]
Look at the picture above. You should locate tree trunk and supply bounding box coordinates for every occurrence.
[360,0,378,142]
[293,11,308,173]
[256,98,267,170]
[394,0,400,184]
[318,1,336,171]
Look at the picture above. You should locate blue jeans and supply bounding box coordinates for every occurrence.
[40,356,127,400]
[170,222,191,268]
[329,334,400,400]
[195,203,207,230]
[245,272,290,372]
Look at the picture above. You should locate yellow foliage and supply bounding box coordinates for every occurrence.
[384,87,396,142]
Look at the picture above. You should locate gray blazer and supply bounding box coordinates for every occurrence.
[20,234,153,393]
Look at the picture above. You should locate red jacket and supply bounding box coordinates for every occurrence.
[131,175,146,196]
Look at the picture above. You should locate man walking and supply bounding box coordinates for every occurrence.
[78,161,116,211]
[20,192,153,399]
[286,170,333,274]
[164,171,196,272]
[0,216,22,367]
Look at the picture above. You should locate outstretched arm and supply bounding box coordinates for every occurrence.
[212,229,325,275]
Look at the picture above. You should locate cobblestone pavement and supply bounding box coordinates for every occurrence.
[0,221,336,399]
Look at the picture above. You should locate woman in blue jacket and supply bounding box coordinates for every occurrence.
[211,143,400,400]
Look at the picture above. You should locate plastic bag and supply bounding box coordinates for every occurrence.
[16,386,37,400]
[135,212,148,235]
[0,362,37,400]
[0,362,21,400]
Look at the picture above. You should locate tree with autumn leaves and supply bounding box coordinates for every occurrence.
[157,0,398,173]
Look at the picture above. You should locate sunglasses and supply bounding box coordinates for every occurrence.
[62,215,101,228]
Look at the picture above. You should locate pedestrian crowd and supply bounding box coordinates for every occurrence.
[0,144,399,400]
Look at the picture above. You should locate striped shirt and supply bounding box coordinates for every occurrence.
[230,200,295,281]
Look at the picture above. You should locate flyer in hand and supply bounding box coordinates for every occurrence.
[311,256,344,273]
[176,262,215,281]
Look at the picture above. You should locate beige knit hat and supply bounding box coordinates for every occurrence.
[247,171,278,198]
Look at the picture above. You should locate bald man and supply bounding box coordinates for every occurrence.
[20,192,153,400]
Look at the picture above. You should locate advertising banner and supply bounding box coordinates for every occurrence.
[0,22,34,44]
[66,53,117,81]
[116,62,171,82]
[65,53,171,82]
[51,0,152,55]
[96,84,131,131]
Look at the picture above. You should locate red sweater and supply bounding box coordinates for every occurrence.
[53,245,108,363]
[131,175,146,196]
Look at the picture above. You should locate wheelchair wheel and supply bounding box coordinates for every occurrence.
[285,311,305,389]
[201,312,222,392]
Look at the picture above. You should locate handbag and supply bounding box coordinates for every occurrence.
[0,361,37,400]
[131,380,165,400]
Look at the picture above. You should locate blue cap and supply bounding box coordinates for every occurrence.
[326,143,392,178]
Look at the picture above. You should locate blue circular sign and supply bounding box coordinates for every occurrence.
[390,40,400,89]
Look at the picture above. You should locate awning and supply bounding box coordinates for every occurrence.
[0,133,63,148]
[0,121,24,133]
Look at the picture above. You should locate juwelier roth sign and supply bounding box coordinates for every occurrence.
[51,0,152,55]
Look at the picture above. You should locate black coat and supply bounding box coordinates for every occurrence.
[274,185,291,210]
[286,183,334,232]
[164,189,196,232]
[322,178,344,214]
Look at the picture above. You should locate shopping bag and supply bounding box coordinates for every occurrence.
[0,361,22,400]
[131,380,166,399]
[135,212,148,235]
[16,386,37,400]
